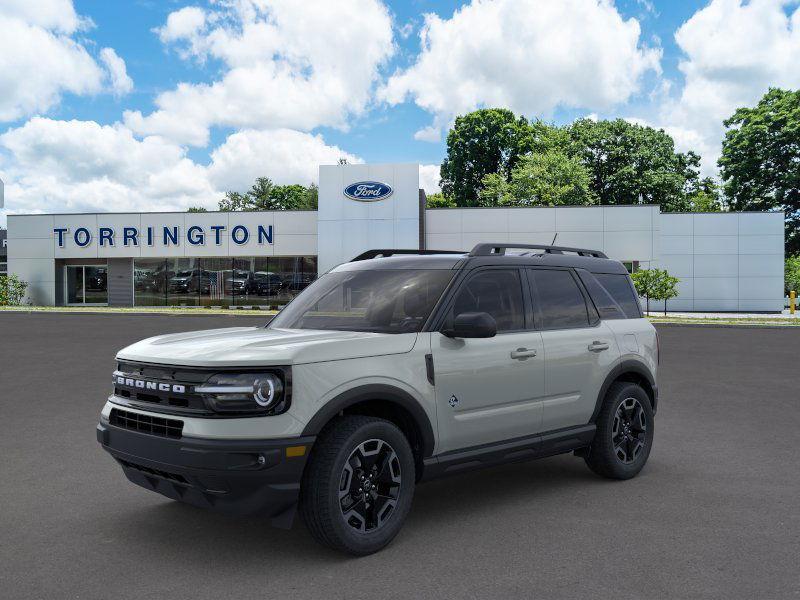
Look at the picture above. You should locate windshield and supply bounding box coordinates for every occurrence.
[269,269,454,333]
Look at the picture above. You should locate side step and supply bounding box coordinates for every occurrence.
[420,424,596,481]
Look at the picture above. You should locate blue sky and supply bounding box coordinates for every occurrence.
[57,0,701,165]
[1,0,799,222]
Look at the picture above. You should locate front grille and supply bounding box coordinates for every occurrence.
[113,362,211,414]
[109,408,183,439]
[118,458,188,484]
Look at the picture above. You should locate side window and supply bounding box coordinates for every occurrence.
[529,269,590,329]
[593,273,643,318]
[449,269,525,332]
[576,269,626,320]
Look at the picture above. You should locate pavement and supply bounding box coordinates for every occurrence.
[1,312,798,599]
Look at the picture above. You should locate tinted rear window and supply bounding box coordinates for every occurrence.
[529,269,590,329]
[593,273,642,318]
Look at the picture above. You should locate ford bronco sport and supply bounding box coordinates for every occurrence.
[97,243,658,555]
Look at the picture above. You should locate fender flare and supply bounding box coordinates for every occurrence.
[301,384,436,458]
[591,359,657,422]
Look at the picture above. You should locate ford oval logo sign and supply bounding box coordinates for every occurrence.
[344,181,393,202]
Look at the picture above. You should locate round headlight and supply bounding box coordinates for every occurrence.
[254,375,282,408]
[196,371,286,414]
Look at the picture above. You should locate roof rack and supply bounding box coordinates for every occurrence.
[351,249,466,262]
[469,243,608,259]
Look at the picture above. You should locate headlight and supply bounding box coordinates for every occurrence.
[195,371,288,415]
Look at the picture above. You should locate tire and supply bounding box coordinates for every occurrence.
[584,382,654,480]
[300,415,415,556]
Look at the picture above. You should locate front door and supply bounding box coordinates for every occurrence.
[65,265,108,305]
[432,268,545,454]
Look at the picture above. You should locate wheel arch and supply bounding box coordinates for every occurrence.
[301,384,436,479]
[591,360,657,422]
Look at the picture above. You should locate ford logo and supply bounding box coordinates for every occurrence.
[344,181,393,202]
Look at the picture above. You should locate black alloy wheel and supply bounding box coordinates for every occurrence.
[584,381,654,479]
[338,439,402,532]
[300,415,415,555]
[612,397,648,464]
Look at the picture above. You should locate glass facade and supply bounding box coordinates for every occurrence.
[133,256,317,307]
[65,265,108,305]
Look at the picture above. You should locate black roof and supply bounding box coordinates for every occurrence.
[337,243,629,275]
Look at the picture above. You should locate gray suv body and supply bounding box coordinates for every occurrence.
[97,243,658,555]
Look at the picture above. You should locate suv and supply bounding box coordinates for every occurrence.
[97,243,658,555]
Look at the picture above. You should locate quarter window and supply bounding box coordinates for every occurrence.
[593,273,642,319]
[448,269,525,332]
[529,269,590,329]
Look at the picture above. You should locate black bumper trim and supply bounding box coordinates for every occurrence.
[97,422,314,528]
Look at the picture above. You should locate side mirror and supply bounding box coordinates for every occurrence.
[442,312,497,338]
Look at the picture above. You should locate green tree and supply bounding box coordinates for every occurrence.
[719,88,800,254]
[654,271,680,315]
[631,268,660,315]
[425,192,456,208]
[685,177,725,212]
[245,177,275,210]
[187,206,208,213]
[304,183,319,210]
[218,190,252,212]
[218,178,319,211]
[440,109,558,206]
[631,268,680,315]
[270,184,310,210]
[567,118,700,211]
[786,255,800,296]
[477,173,510,206]
[504,151,593,207]
[0,273,28,305]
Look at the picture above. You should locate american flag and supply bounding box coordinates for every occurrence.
[209,272,225,300]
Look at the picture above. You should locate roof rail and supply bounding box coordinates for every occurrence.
[469,243,608,259]
[351,249,465,262]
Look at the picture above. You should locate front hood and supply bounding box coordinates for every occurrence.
[116,327,418,367]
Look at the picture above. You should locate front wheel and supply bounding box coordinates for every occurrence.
[300,416,415,555]
[584,382,654,480]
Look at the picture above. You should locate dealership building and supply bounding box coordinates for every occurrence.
[6,162,785,312]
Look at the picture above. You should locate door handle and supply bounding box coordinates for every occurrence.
[510,348,537,360]
[588,341,610,352]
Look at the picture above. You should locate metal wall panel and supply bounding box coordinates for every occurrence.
[107,258,133,307]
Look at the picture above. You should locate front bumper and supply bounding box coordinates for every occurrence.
[97,422,314,528]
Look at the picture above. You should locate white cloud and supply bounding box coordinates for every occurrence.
[100,48,134,96]
[0,118,213,214]
[656,0,800,174]
[381,0,661,141]
[0,0,83,32]
[0,118,362,218]
[206,129,362,193]
[126,0,394,146]
[0,1,132,121]
[418,164,441,194]
[156,6,206,44]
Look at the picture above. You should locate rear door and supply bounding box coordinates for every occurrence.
[431,267,545,454]
[527,268,620,432]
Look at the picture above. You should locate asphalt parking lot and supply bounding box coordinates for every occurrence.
[1,312,798,599]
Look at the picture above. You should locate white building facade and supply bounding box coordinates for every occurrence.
[6,162,785,312]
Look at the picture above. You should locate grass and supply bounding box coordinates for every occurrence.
[647,314,800,326]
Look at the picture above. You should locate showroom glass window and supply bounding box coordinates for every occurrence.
[133,256,317,307]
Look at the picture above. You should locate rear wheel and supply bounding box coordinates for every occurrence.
[585,382,654,479]
[300,415,415,555]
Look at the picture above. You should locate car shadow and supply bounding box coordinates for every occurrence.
[97,453,622,565]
